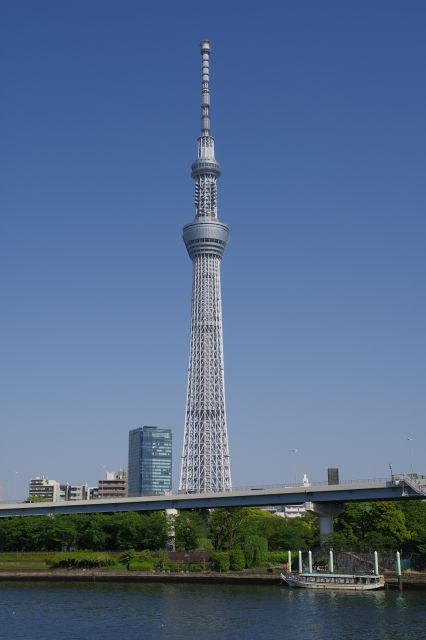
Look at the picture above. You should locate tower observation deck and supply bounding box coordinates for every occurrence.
[179,41,232,493]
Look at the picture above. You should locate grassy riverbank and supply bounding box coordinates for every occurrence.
[1,553,426,589]
[0,552,54,571]
[0,551,285,574]
[0,552,138,572]
[0,550,287,573]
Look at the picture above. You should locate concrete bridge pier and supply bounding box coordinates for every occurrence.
[305,501,345,540]
[165,508,178,551]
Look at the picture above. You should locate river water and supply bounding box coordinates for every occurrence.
[0,582,425,640]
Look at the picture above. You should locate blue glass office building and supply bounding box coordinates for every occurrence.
[128,426,172,496]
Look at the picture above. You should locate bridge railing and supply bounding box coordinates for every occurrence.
[174,477,394,496]
[230,477,391,492]
[2,473,423,505]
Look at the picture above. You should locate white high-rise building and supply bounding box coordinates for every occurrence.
[179,41,231,493]
[28,476,61,502]
[60,484,90,501]
[29,478,92,502]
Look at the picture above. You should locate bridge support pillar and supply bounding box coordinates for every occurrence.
[305,502,345,542]
[165,509,178,551]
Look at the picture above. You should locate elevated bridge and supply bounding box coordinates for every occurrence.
[1,474,425,520]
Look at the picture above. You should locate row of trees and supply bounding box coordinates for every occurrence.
[0,501,425,554]
[0,512,168,552]
[0,508,315,553]
[329,501,426,553]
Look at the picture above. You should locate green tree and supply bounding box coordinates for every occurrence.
[208,508,251,550]
[399,501,426,553]
[244,535,268,567]
[334,502,411,550]
[212,551,230,571]
[139,512,169,550]
[114,513,146,550]
[229,547,245,571]
[0,518,30,551]
[101,512,169,551]
[207,508,317,552]
[320,530,356,550]
[265,514,317,551]
[33,516,76,551]
[74,514,108,550]
[173,512,203,551]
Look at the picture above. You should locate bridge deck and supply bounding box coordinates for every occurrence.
[1,476,424,517]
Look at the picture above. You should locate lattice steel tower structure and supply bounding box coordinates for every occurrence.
[179,40,231,493]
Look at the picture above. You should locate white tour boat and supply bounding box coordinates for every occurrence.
[281,571,385,590]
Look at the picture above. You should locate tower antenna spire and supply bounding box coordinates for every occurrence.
[200,40,211,136]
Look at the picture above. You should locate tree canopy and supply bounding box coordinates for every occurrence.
[0,501,424,555]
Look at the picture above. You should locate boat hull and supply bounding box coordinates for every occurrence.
[281,573,384,591]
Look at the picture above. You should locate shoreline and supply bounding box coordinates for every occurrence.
[0,570,280,585]
[1,570,426,589]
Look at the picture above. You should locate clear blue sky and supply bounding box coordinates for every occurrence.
[1,1,425,500]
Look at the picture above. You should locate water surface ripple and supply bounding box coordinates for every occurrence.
[0,582,425,640]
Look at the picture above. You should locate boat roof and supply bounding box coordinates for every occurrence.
[300,573,380,578]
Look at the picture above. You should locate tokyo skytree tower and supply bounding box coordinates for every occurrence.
[179,41,231,493]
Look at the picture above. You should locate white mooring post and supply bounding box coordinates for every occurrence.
[308,550,313,573]
[288,550,292,573]
[374,551,379,576]
[396,551,403,591]
[329,548,334,573]
[298,550,303,573]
